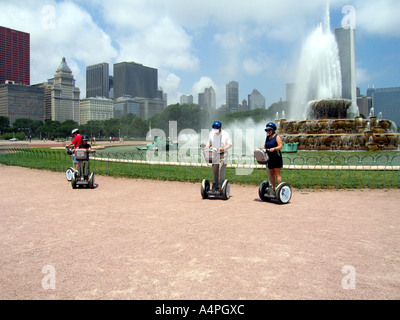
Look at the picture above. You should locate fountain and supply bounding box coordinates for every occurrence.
[281,2,399,151]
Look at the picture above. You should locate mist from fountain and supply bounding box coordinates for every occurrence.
[289,2,343,120]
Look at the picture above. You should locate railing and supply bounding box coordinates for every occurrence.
[1,147,399,189]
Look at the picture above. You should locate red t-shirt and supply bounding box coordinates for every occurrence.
[71,134,83,148]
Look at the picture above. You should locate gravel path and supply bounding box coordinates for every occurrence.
[1,164,399,300]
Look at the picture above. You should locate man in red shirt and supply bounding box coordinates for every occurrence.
[66,128,83,170]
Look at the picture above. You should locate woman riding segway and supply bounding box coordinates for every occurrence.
[254,122,292,204]
[264,122,283,191]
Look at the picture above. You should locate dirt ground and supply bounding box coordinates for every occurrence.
[0,164,399,300]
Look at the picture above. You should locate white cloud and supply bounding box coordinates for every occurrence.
[158,70,181,105]
[355,0,400,37]
[0,0,117,92]
[115,16,199,71]
[1,0,398,109]
[191,77,225,107]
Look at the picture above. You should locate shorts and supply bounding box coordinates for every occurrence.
[267,153,283,169]
[73,156,79,164]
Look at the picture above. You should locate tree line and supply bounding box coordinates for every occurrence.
[0,102,286,141]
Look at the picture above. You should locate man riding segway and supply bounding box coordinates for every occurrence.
[200,121,232,200]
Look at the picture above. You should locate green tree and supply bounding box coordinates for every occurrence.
[0,116,10,135]
[102,118,121,138]
[129,116,148,138]
[148,103,210,133]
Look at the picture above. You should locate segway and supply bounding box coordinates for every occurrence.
[70,148,95,189]
[254,148,292,204]
[65,146,75,182]
[200,147,230,200]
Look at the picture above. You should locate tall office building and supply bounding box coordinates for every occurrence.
[0,26,30,85]
[180,94,193,105]
[133,97,164,120]
[334,26,357,104]
[198,87,216,114]
[113,62,158,100]
[86,62,110,98]
[51,57,80,123]
[248,89,265,110]
[114,95,140,119]
[226,81,239,112]
[0,83,44,126]
[367,87,400,126]
[79,97,113,125]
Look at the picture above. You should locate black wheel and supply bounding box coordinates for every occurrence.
[258,181,270,202]
[221,180,230,200]
[66,167,74,181]
[201,179,210,199]
[71,173,77,189]
[276,182,292,204]
[89,173,95,189]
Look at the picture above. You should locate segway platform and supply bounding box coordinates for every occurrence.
[201,179,230,200]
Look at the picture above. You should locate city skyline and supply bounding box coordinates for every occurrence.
[1,0,399,110]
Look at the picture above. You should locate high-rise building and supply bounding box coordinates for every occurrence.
[198,87,216,114]
[248,89,265,110]
[133,97,164,120]
[367,87,400,127]
[79,97,113,125]
[226,81,239,112]
[0,82,44,126]
[240,99,248,111]
[51,57,80,123]
[86,62,110,98]
[0,26,30,85]
[180,94,193,105]
[113,62,159,100]
[114,95,140,119]
[334,26,357,104]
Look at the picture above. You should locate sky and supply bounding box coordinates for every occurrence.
[1,0,399,110]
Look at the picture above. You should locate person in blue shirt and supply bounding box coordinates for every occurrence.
[263,122,283,191]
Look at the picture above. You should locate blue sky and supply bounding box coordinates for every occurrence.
[1,0,399,109]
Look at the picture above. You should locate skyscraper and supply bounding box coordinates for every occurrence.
[248,89,265,110]
[334,26,357,104]
[180,94,193,105]
[226,81,239,112]
[0,26,30,85]
[367,87,400,126]
[86,62,110,98]
[0,83,44,126]
[113,62,158,100]
[198,87,216,114]
[51,57,80,123]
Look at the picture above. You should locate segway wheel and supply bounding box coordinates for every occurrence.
[221,180,230,200]
[201,179,210,199]
[276,182,292,204]
[89,173,95,189]
[258,181,270,202]
[66,167,74,181]
[71,173,77,189]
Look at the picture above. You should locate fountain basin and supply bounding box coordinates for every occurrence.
[279,118,400,151]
